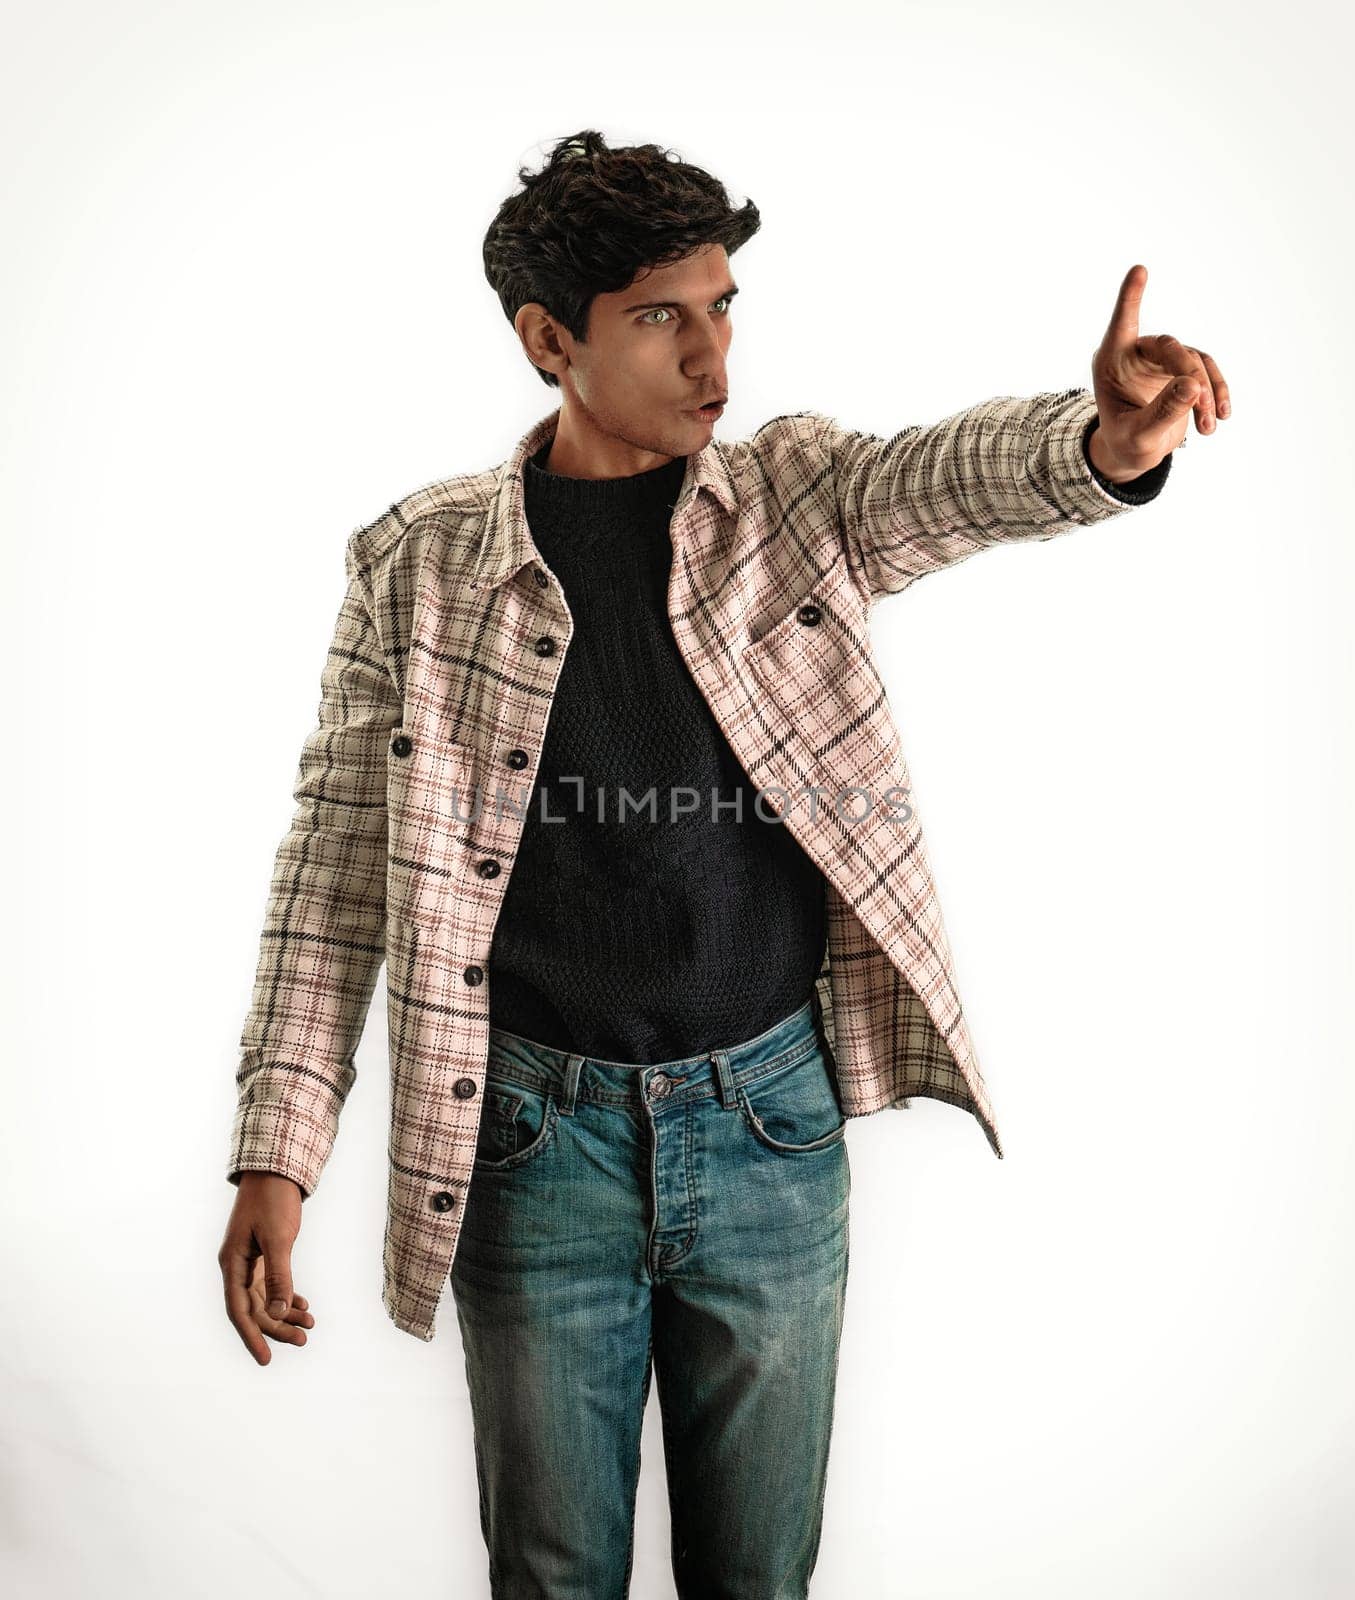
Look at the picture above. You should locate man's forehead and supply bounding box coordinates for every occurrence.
[613,247,730,298]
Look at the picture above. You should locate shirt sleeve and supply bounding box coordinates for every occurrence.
[227,530,402,1200]
[814,386,1173,601]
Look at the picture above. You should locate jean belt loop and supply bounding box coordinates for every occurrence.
[559,1054,584,1116]
[710,1049,737,1110]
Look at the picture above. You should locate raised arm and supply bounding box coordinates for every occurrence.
[825,264,1228,602]
[824,385,1171,601]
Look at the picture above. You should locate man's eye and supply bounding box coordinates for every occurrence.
[640,297,733,326]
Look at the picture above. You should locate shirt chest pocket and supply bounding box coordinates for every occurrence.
[740,549,903,793]
[385,730,480,926]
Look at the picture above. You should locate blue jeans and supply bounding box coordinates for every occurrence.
[449,993,852,1599]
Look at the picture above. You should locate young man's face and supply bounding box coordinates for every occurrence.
[515,242,736,474]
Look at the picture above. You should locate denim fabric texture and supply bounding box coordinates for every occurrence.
[450,994,851,1598]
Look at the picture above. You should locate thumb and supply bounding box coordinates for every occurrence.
[1163,376,1199,419]
[262,1243,294,1320]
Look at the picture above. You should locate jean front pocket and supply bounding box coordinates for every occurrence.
[472,1073,559,1172]
[738,1043,848,1155]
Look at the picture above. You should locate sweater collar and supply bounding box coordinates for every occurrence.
[522,437,686,519]
[470,406,738,593]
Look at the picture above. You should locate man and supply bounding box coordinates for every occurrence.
[219,129,1229,1596]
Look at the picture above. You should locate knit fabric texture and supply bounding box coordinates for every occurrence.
[485,438,827,1062]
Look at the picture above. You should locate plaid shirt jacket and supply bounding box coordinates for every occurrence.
[228,386,1170,1340]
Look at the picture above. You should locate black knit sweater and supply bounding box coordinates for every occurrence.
[485,440,827,1063]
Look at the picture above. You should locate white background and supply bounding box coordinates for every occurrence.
[4,0,1351,1595]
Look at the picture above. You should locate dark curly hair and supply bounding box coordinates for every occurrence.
[483,128,761,390]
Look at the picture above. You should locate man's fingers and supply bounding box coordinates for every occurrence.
[1104,263,1147,352]
[251,1233,313,1344]
[261,1301,311,1346]
[1131,376,1200,451]
[221,1242,272,1365]
[1137,334,1216,431]
[1164,377,1200,416]
[1109,370,1201,462]
[277,1298,316,1331]
[1197,349,1232,418]
[259,1234,295,1321]
[220,1227,313,1361]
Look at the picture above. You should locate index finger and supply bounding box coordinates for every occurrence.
[1104,262,1148,351]
[221,1242,272,1365]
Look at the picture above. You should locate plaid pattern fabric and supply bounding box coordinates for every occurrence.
[229,385,1168,1340]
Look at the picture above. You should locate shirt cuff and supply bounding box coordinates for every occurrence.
[1081,416,1172,506]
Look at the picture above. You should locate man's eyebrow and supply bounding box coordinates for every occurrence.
[621,283,740,313]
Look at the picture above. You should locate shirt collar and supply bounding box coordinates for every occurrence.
[469,405,738,593]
